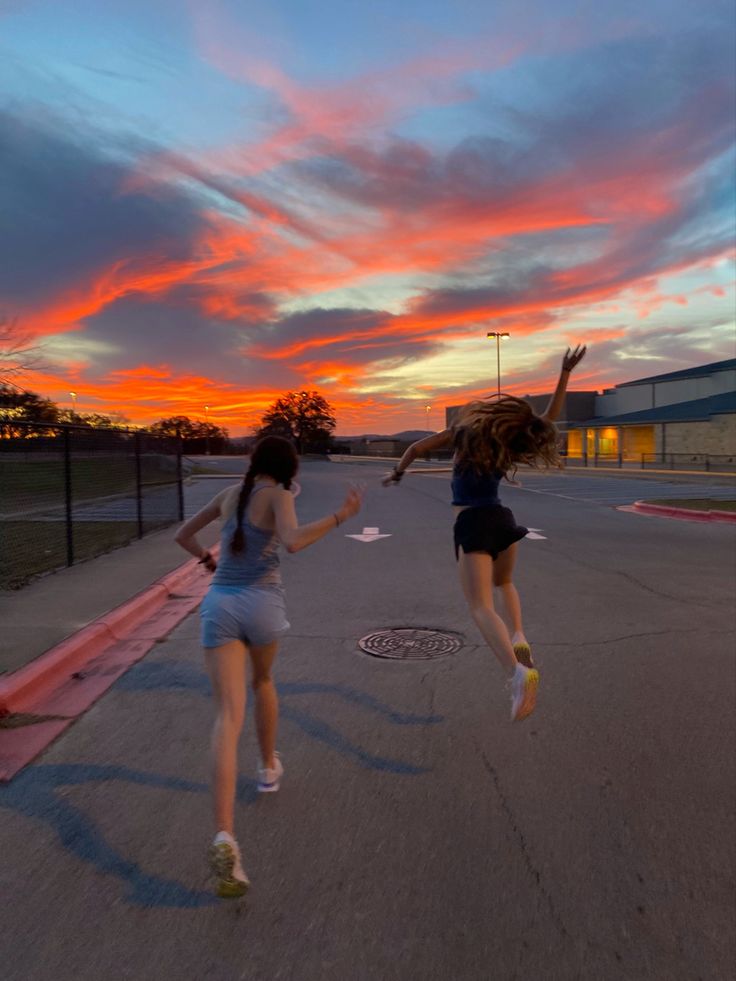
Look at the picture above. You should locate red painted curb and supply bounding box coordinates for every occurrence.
[0,622,112,713]
[0,553,209,715]
[632,501,736,523]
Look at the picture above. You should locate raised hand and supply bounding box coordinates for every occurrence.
[562,344,587,373]
[341,482,365,519]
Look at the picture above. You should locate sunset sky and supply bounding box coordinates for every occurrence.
[1,0,734,435]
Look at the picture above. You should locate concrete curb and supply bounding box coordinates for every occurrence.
[0,552,211,715]
[632,501,736,523]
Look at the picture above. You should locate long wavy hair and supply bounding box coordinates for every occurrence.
[451,395,560,477]
[231,435,299,554]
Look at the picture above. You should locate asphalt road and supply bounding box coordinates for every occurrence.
[1,462,734,980]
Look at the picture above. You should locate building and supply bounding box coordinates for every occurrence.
[567,358,736,463]
[446,392,598,434]
[445,358,736,466]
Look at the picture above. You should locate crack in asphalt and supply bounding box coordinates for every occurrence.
[420,669,439,719]
[476,743,569,940]
[552,548,723,609]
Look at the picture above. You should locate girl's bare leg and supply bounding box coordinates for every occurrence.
[204,640,247,834]
[492,543,528,647]
[250,640,279,769]
[458,550,518,676]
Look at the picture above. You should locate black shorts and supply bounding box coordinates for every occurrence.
[453,505,528,560]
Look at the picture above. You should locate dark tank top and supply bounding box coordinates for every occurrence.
[450,461,502,507]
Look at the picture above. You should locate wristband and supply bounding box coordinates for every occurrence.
[198,551,213,565]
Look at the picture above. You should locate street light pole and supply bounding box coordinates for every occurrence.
[425,404,431,430]
[69,391,77,417]
[204,405,210,455]
[486,332,510,397]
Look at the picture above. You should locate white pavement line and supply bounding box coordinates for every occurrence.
[346,525,393,543]
[526,528,547,540]
[504,483,583,503]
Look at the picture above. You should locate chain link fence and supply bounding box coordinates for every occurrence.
[1,422,184,589]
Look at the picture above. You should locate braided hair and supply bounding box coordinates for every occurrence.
[230,435,299,554]
[451,395,560,478]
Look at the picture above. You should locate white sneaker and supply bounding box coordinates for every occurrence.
[509,664,539,722]
[257,752,284,793]
[209,831,249,898]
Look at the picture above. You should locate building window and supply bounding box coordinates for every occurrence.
[622,426,654,460]
[598,427,619,456]
[567,430,583,456]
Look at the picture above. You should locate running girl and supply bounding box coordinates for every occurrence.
[383,345,587,722]
[175,436,363,897]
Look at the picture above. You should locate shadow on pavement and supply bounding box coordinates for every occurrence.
[0,659,444,908]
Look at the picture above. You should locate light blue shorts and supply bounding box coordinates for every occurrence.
[200,585,290,649]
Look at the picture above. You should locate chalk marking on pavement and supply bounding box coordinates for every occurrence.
[346,526,392,543]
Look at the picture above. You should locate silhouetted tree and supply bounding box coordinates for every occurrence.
[150,415,229,453]
[0,384,59,436]
[57,410,128,429]
[256,391,337,453]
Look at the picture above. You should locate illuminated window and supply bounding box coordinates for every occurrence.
[623,426,654,460]
[598,427,619,455]
[567,430,583,455]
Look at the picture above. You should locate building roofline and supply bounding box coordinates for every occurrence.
[615,358,736,388]
[569,391,736,427]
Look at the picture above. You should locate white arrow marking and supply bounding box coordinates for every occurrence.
[526,528,547,540]
[346,525,393,543]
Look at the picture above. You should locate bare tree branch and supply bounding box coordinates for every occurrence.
[0,317,46,385]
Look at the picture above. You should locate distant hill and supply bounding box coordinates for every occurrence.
[335,430,435,441]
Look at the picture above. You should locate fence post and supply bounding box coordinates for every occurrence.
[641,453,645,470]
[63,426,74,567]
[176,435,184,521]
[705,455,710,472]
[618,451,623,468]
[135,432,143,539]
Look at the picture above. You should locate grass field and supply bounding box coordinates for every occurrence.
[645,498,736,512]
[0,520,141,589]
[0,457,177,511]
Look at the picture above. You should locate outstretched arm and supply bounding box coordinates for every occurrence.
[273,483,364,552]
[382,430,453,485]
[543,345,587,421]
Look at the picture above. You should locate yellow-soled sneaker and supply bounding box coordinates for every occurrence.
[209,832,250,898]
[509,664,539,722]
[513,641,535,670]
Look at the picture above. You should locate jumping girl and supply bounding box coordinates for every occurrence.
[383,345,587,722]
[175,436,363,897]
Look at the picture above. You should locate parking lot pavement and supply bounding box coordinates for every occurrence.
[411,466,736,507]
[507,471,736,506]
[1,461,734,980]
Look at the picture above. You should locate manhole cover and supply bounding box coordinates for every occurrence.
[358,628,463,661]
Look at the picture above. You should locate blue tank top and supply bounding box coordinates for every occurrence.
[212,487,281,588]
[451,461,502,507]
